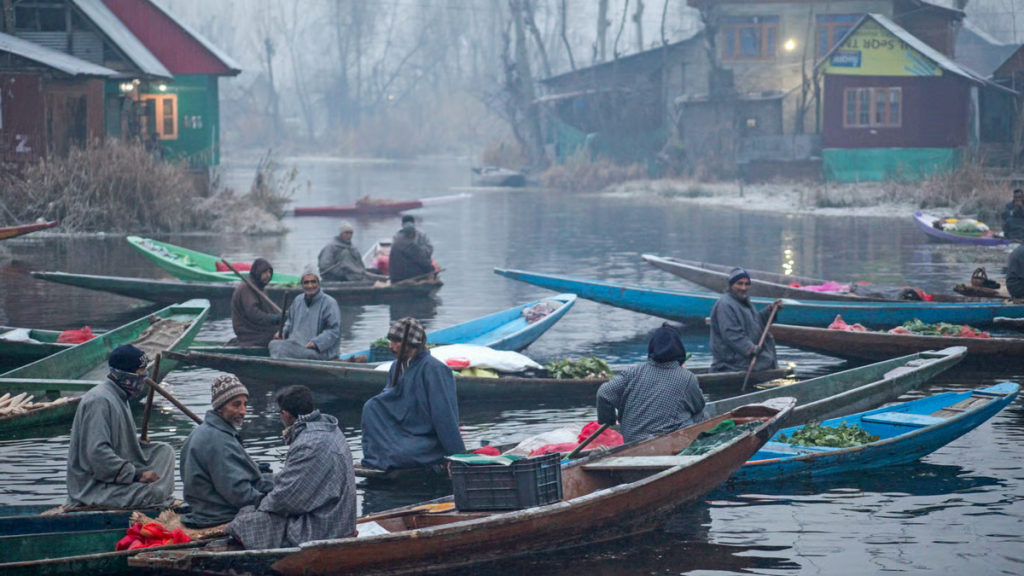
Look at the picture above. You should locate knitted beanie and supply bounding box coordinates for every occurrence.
[727,267,751,286]
[387,317,426,347]
[211,375,249,410]
[108,345,148,373]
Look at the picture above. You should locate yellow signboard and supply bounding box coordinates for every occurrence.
[822,20,941,77]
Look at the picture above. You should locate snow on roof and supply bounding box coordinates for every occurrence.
[73,0,172,79]
[0,31,118,76]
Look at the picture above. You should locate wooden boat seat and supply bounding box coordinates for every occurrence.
[861,412,946,428]
[581,455,703,471]
[928,395,993,418]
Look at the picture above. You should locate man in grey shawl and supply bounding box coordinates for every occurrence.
[388,215,435,283]
[269,266,342,361]
[709,268,782,373]
[226,385,357,549]
[317,220,367,282]
[360,317,466,472]
[179,375,274,528]
[597,324,708,443]
[65,345,175,508]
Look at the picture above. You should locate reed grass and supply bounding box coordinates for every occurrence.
[541,152,645,192]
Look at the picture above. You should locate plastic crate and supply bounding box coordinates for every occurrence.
[451,453,563,511]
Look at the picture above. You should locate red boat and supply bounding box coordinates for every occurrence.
[0,220,58,240]
[293,198,423,218]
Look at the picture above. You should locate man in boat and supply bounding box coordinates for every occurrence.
[317,220,368,282]
[269,266,342,361]
[229,257,281,347]
[65,345,175,508]
[1007,243,1024,299]
[597,324,708,443]
[360,317,465,472]
[709,268,781,373]
[388,214,435,283]
[226,385,356,549]
[179,375,274,528]
[1001,189,1024,240]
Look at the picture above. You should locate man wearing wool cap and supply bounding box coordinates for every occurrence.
[317,220,368,282]
[709,267,782,373]
[179,375,274,528]
[66,345,176,508]
[269,266,342,361]
[360,317,465,472]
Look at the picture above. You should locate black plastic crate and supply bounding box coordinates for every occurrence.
[451,452,563,511]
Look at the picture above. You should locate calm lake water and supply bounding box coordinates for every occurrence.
[1,155,1021,574]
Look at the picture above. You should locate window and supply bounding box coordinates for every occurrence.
[141,94,178,140]
[844,87,901,127]
[722,16,778,61]
[816,15,861,57]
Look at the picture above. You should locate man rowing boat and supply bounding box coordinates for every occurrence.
[709,267,781,373]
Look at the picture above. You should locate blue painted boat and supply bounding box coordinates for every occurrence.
[493,269,1024,327]
[913,211,1015,246]
[729,382,1020,483]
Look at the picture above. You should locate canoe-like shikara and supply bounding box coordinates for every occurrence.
[493,268,1024,327]
[769,323,1024,362]
[0,299,210,433]
[129,399,796,575]
[913,211,1015,246]
[0,327,77,367]
[293,200,424,217]
[127,236,303,284]
[471,166,527,187]
[0,220,58,240]
[641,254,975,303]
[729,382,1020,484]
[30,271,442,305]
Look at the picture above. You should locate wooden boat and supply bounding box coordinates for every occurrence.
[127,236,302,284]
[913,211,1014,246]
[0,220,58,240]
[471,166,527,187]
[293,200,423,217]
[129,399,796,575]
[729,382,1019,484]
[0,327,78,367]
[30,271,442,305]
[493,268,1024,327]
[0,299,210,433]
[769,323,1024,362]
[641,254,975,303]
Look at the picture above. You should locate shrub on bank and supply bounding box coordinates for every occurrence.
[541,153,645,192]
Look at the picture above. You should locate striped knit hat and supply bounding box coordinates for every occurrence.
[211,375,249,410]
[387,317,426,348]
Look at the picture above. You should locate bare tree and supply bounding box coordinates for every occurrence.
[634,0,645,51]
[613,0,630,58]
[524,0,552,78]
[596,0,610,63]
[509,0,546,167]
[560,0,577,71]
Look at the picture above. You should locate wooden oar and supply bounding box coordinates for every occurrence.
[143,377,202,425]
[741,302,781,392]
[220,259,283,315]
[139,353,162,442]
[392,268,445,286]
[564,422,611,461]
[275,293,292,339]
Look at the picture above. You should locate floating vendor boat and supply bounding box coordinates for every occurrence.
[0,299,209,433]
[913,211,1015,246]
[641,254,977,303]
[129,399,795,575]
[493,268,1024,328]
[0,220,58,241]
[769,321,1024,362]
[29,271,442,305]
[729,382,1019,484]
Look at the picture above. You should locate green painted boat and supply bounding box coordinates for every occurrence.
[127,236,303,283]
[0,300,210,433]
[0,327,76,368]
[0,530,200,576]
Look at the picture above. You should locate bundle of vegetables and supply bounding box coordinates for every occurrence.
[545,356,612,379]
[115,522,191,551]
[939,218,989,236]
[776,421,879,448]
[889,319,990,338]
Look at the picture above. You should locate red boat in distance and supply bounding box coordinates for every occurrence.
[292,193,471,218]
[0,220,58,241]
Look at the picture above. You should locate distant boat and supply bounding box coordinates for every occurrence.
[471,166,527,187]
[913,211,1015,246]
[729,382,1019,484]
[0,326,84,368]
[293,193,471,217]
[0,220,58,241]
[127,236,302,284]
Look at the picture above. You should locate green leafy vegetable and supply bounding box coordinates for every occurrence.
[776,421,879,448]
[545,356,613,379]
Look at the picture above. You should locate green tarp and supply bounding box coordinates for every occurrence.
[822,148,960,183]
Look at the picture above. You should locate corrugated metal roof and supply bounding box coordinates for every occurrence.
[0,31,118,76]
[73,0,172,79]
[149,0,242,74]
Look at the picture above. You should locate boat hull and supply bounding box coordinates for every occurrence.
[293,200,424,217]
[0,221,58,240]
[913,211,1014,246]
[770,323,1024,361]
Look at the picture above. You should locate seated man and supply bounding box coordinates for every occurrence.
[318,221,367,282]
[229,257,281,347]
[1002,189,1024,240]
[65,345,175,508]
[709,268,781,373]
[597,325,708,443]
[388,215,435,283]
[269,267,341,361]
[1007,243,1024,299]
[360,317,465,471]
[179,375,274,528]
[226,385,356,549]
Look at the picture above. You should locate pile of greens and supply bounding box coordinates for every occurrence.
[900,319,983,337]
[545,356,612,379]
[776,421,879,448]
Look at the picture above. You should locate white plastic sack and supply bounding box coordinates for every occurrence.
[503,425,585,457]
[0,328,37,343]
[356,521,390,537]
[373,344,542,373]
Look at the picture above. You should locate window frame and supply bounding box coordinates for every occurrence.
[721,16,779,62]
[843,87,902,128]
[816,14,861,58]
[140,93,179,140]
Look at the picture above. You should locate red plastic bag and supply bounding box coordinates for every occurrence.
[115,522,191,551]
[529,422,625,457]
[375,257,389,275]
[446,357,470,370]
[473,445,501,456]
[57,326,94,344]
[215,261,252,273]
